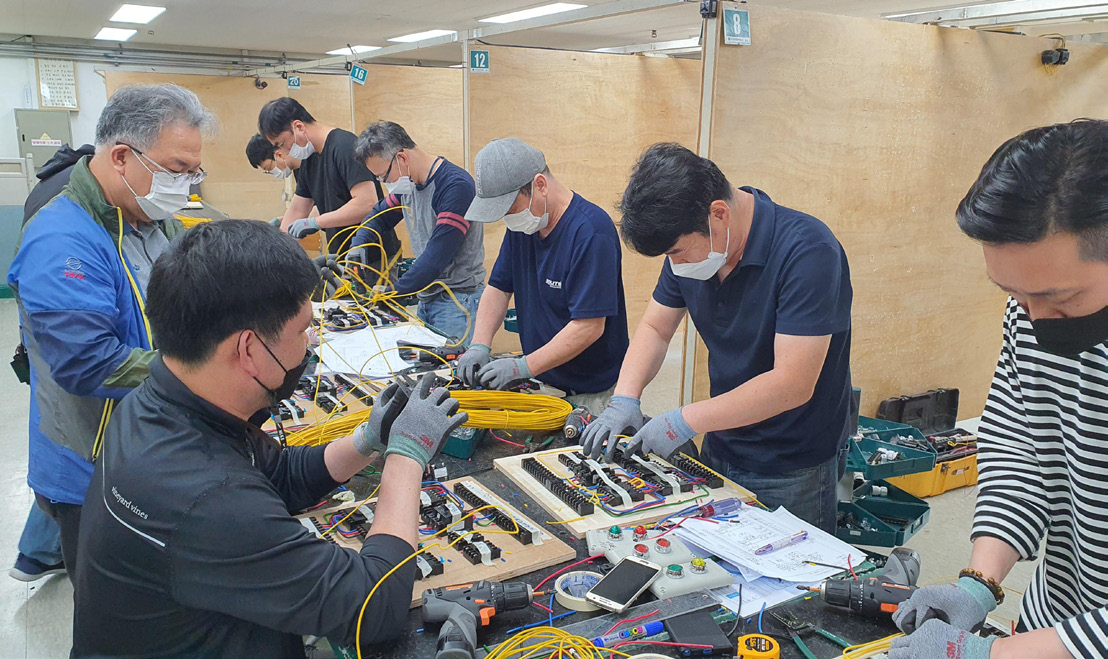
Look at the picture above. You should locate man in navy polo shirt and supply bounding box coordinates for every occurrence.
[456,138,628,412]
[582,143,853,532]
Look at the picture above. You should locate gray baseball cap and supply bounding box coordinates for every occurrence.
[465,138,546,223]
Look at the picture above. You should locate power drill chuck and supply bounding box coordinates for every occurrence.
[564,407,594,440]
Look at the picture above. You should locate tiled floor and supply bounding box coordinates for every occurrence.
[0,299,1037,657]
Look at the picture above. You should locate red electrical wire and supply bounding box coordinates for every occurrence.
[532,601,553,613]
[535,554,604,591]
[848,553,859,580]
[489,429,526,449]
[602,608,659,637]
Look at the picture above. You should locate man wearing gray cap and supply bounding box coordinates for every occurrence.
[456,138,628,413]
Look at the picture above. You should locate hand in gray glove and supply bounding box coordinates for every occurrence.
[348,246,368,267]
[384,373,468,469]
[580,396,644,461]
[888,619,995,659]
[352,382,409,456]
[623,407,696,461]
[456,344,491,387]
[288,217,321,239]
[477,356,532,390]
[893,577,997,635]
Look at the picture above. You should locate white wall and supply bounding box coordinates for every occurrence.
[0,57,107,160]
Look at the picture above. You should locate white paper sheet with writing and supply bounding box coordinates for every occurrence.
[317,324,446,378]
[673,506,864,582]
[711,574,822,617]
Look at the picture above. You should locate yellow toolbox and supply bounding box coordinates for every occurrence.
[889,453,978,498]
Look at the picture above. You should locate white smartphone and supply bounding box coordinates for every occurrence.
[585,556,663,613]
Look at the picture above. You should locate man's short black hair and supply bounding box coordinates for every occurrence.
[146,220,319,366]
[258,97,315,141]
[619,142,732,257]
[958,119,1108,261]
[245,133,276,169]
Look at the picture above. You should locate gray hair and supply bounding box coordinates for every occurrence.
[353,121,416,163]
[95,83,218,151]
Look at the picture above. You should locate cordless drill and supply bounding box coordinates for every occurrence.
[563,407,594,440]
[421,580,535,659]
[810,547,921,617]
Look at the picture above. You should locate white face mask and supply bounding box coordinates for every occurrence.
[121,152,192,221]
[384,153,414,196]
[287,125,315,160]
[670,221,729,280]
[268,166,292,180]
[503,190,549,235]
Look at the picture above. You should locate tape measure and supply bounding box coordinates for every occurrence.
[735,634,779,659]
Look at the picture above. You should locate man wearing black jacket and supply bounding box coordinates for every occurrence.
[23,143,95,224]
[72,220,467,657]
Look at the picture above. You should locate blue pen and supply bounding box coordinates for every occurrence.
[754,531,808,555]
[592,620,665,647]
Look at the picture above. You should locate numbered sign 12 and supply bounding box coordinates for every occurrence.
[470,49,490,74]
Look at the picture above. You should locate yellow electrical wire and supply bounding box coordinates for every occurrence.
[841,632,903,659]
[483,627,633,659]
[176,216,211,229]
[318,485,380,538]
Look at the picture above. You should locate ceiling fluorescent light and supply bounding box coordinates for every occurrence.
[480,3,587,24]
[388,29,456,43]
[109,4,166,24]
[95,27,137,41]
[885,1,1107,21]
[326,45,380,55]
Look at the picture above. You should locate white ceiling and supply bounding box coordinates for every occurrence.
[1,0,1104,63]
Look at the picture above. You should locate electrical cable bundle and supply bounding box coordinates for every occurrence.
[284,391,574,447]
[177,216,211,229]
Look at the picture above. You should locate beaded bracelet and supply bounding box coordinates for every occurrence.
[959,568,1005,605]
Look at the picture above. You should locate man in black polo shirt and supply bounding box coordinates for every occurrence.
[583,143,853,533]
[258,98,400,260]
[72,220,466,657]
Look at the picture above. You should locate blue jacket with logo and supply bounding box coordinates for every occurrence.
[8,157,183,504]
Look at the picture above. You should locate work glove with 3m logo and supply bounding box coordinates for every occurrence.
[623,407,696,460]
[384,373,468,469]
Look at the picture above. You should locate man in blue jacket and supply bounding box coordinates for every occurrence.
[7,82,215,571]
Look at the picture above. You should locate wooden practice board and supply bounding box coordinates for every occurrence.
[494,446,757,536]
[298,477,575,608]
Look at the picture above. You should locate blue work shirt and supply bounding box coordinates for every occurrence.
[489,193,629,395]
[653,187,853,473]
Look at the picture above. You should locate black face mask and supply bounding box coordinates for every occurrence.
[254,340,313,404]
[1030,305,1108,357]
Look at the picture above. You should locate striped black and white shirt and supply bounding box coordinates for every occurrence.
[971,298,1108,658]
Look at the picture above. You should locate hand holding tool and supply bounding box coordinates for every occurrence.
[421,580,534,659]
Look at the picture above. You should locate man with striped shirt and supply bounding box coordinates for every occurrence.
[891,119,1108,658]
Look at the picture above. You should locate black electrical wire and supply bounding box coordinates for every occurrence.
[726,583,744,638]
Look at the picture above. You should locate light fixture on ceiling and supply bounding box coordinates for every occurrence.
[326,45,381,55]
[886,1,1108,27]
[388,29,457,43]
[480,3,587,24]
[109,4,166,24]
[94,27,138,41]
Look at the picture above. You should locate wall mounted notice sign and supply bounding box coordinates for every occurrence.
[288,76,301,89]
[470,49,490,74]
[350,65,368,85]
[722,8,751,46]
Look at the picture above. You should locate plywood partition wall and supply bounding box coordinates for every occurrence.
[693,4,1108,416]
[467,44,702,353]
[104,72,353,221]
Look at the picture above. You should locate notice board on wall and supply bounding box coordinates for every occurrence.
[37,59,79,110]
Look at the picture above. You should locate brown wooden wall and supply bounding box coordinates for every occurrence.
[467,45,702,352]
[692,4,1108,417]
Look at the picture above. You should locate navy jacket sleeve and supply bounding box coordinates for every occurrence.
[651,259,687,309]
[775,242,852,336]
[12,221,151,399]
[169,479,417,648]
[565,234,620,319]
[392,176,475,294]
[254,439,341,513]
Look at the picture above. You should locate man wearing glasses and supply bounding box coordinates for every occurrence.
[7,83,216,571]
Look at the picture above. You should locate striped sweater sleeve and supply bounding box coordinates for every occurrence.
[969,301,1050,560]
[1058,609,1108,659]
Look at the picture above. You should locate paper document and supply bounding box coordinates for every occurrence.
[317,324,446,378]
[674,505,864,582]
[711,575,821,617]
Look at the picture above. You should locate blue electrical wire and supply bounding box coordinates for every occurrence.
[421,481,466,508]
[505,611,575,635]
[757,603,765,634]
[548,593,555,627]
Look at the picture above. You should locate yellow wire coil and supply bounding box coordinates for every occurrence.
[285,390,572,447]
[177,216,212,229]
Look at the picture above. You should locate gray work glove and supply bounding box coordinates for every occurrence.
[888,620,995,659]
[348,246,368,267]
[580,395,644,461]
[352,382,409,456]
[456,344,491,387]
[268,217,282,227]
[477,356,532,390]
[892,577,997,635]
[623,407,696,460]
[384,374,468,469]
[288,217,321,239]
